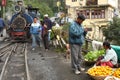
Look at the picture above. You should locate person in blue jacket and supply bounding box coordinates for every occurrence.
[0,15,6,37]
[69,15,87,74]
[30,17,41,50]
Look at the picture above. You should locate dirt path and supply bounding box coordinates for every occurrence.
[27,44,94,80]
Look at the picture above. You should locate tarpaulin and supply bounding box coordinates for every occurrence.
[111,45,120,63]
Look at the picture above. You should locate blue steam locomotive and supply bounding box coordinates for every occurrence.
[8,0,39,42]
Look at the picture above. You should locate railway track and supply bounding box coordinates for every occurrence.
[0,43,30,80]
[0,43,12,51]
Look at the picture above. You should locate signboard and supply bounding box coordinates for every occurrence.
[1,0,6,6]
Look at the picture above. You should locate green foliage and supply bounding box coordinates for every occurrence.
[34,2,54,17]
[103,17,120,45]
[6,0,13,8]
[84,49,105,61]
[54,47,66,53]
[62,22,70,31]
[61,23,71,43]
[24,1,54,18]
[50,26,62,40]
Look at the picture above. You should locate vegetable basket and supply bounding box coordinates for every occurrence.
[84,60,96,66]
[91,75,106,80]
[87,66,113,80]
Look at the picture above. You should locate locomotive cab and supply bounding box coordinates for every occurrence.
[8,2,40,42]
[8,2,35,42]
[10,15,27,41]
[27,6,40,19]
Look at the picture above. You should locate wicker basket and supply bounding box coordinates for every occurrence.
[91,75,106,80]
[84,60,96,66]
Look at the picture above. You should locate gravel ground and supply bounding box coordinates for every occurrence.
[0,42,95,80]
[27,43,95,80]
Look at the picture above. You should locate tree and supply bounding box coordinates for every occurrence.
[6,0,13,11]
[24,0,54,18]
[102,17,120,45]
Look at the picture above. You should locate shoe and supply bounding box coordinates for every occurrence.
[0,34,3,37]
[79,67,85,71]
[75,70,80,74]
[45,49,48,51]
[32,48,35,51]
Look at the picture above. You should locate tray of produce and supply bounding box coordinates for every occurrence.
[84,49,105,66]
[87,66,113,80]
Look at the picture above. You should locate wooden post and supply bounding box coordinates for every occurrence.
[85,39,88,50]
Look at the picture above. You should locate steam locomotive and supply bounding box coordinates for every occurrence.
[8,0,39,42]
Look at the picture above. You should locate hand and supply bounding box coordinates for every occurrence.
[44,24,47,28]
[48,29,51,32]
[38,30,41,32]
[96,61,101,66]
[84,28,87,32]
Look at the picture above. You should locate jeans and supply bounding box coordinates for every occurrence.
[0,27,3,33]
[31,34,40,48]
[0,27,3,37]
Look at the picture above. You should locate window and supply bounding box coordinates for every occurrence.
[86,10,90,19]
[91,9,105,19]
[72,0,77,2]
[76,10,90,19]
[76,9,105,19]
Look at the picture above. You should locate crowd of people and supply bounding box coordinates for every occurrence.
[0,14,52,51]
[0,13,119,75]
[30,14,52,51]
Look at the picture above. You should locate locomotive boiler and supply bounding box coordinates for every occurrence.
[8,0,39,42]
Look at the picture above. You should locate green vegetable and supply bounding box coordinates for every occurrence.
[84,49,105,61]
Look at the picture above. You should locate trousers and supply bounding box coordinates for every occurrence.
[31,34,40,48]
[70,44,84,70]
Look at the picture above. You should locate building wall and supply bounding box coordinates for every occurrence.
[66,0,118,8]
[118,0,120,9]
[65,0,117,40]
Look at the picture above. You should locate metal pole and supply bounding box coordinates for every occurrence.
[1,6,3,18]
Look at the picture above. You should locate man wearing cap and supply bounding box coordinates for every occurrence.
[69,15,87,74]
[43,14,52,43]
[43,14,52,30]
